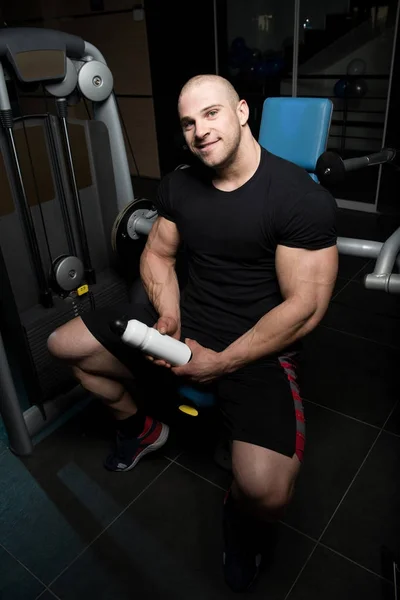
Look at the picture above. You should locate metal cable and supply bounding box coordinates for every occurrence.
[14,86,54,268]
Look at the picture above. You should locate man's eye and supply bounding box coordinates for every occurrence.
[207,110,218,117]
[183,122,194,130]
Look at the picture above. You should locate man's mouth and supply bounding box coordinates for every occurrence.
[197,140,219,150]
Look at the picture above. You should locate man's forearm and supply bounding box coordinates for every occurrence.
[140,249,180,321]
[219,297,318,373]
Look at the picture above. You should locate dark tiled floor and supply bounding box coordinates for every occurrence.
[1,209,400,599]
[36,592,61,600]
[0,544,45,600]
[286,544,394,600]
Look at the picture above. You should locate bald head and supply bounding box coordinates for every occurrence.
[178,75,240,109]
[177,74,250,170]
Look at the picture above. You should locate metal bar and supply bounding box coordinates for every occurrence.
[213,0,219,75]
[343,149,396,172]
[0,64,11,111]
[84,41,134,212]
[337,236,400,271]
[0,330,33,456]
[58,109,95,283]
[6,128,53,306]
[374,0,400,209]
[297,74,390,80]
[364,273,400,294]
[388,276,400,294]
[45,117,77,257]
[373,226,400,275]
[331,120,387,128]
[280,94,388,100]
[134,216,155,236]
[0,65,53,307]
[292,0,300,98]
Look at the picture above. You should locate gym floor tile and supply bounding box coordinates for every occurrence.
[175,441,233,491]
[0,436,7,454]
[300,325,398,427]
[35,592,61,600]
[0,410,170,585]
[321,432,400,577]
[332,276,350,297]
[336,254,372,281]
[283,401,378,538]
[51,463,314,600]
[0,544,45,600]
[286,544,394,600]
[322,280,400,348]
[384,402,400,437]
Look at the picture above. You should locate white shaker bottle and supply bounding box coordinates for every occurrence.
[110,317,191,366]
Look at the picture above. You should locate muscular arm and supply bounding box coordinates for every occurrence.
[140,216,181,325]
[218,244,338,372]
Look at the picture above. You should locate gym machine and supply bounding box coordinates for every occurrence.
[316,149,400,294]
[0,27,155,455]
[0,27,399,457]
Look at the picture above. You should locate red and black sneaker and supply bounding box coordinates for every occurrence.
[104,416,169,472]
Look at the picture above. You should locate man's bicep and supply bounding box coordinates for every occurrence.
[276,244,338,319]
[145,216,181,260]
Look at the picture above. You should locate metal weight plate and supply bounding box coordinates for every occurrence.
[52,255,84,292]
[111,198,156,268]
[316,151,346,186]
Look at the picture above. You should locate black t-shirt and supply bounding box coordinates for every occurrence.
[155,147,337,352]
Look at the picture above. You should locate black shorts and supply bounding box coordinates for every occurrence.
[81,302,305,462]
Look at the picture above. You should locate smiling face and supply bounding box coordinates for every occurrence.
[178,78,248,169]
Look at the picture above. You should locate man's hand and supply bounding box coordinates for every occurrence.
[146,315,181,368]
[171,339,226,384]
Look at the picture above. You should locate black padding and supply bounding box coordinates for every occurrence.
[0,27,85,58]
[0,28,85,82]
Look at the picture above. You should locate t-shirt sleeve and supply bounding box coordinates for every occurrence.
[154,173,176,222]
[276,190,338,250]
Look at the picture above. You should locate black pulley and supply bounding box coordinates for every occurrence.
[316,151,346,186]
[50,254,85,293]
[111,198,157,267]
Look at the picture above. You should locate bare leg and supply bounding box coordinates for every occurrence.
[231,440,302,522]
[48,316,137,421]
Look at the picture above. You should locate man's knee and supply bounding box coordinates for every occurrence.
[232,445,301,517]
[235,475,292,515]
[47,316,99,365]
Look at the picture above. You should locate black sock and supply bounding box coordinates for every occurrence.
[225,490,278,553]
[117,412,146,437]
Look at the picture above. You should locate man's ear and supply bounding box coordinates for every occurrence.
[237,99,249,126]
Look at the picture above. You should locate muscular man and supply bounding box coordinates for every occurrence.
[48,75,338,592]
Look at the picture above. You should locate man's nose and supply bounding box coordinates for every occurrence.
[194,122,210,141]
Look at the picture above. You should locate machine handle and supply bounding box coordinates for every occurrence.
[316,148,396,186]
[343,148,396,172]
